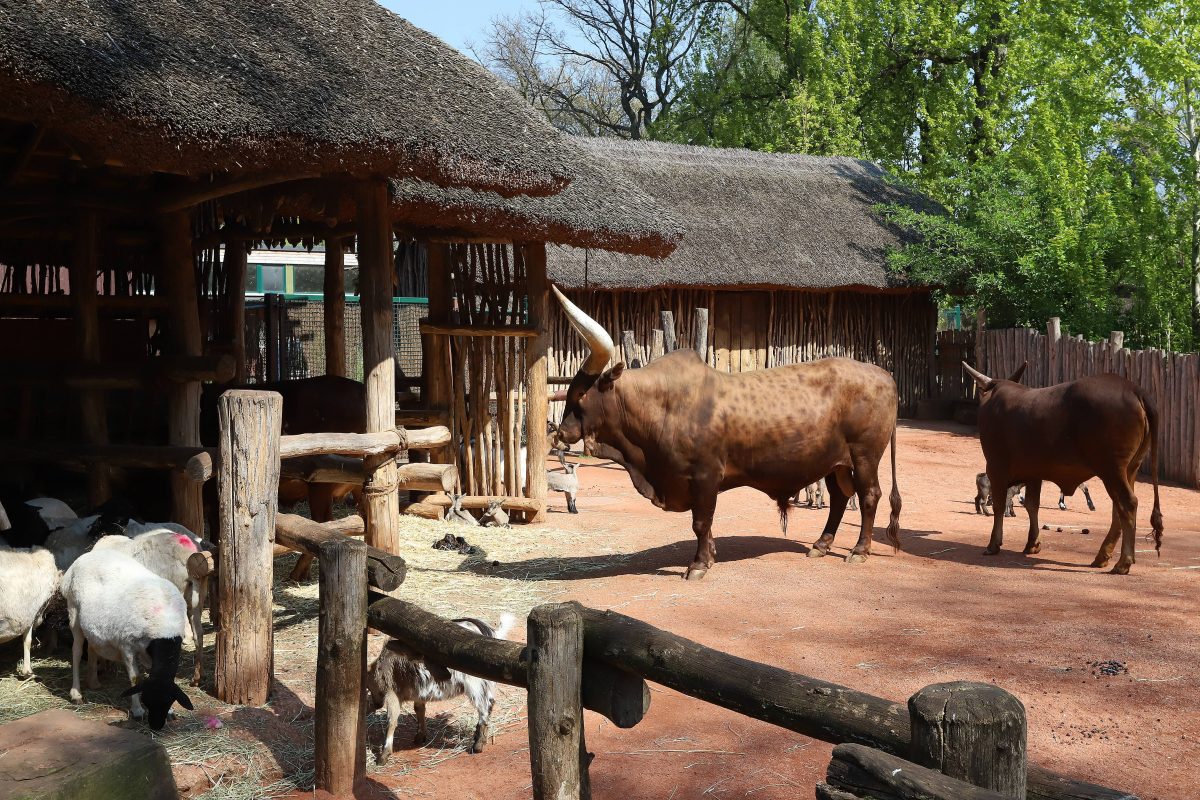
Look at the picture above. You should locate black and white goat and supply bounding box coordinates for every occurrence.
[367,614,515,762]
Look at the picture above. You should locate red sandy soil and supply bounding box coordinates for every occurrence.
[299,421,1200,800]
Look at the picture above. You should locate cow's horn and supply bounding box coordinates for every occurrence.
[552,284,614,376]
[961,361,993,389]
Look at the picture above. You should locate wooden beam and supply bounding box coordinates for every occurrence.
[524,242,550,522]
[158,210,206,537]
[395,408,450,427]
[0,441,214,477]
[423,493,545,515]
[0,293,170,315]
[324,239,347,378]
[69,209,110,505]
[156,172,321,213]
[576,608,1134,800]
[215,390,281,706]
[826,744,1009,800]
[396,462,458,493]
[407,425,451,450]
[366,598,648,730]
[278,429,407,459]
[357,179,400,555]
[419,321,539,338]
[2,355,236,388]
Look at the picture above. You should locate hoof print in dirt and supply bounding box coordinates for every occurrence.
[432,533,481,556]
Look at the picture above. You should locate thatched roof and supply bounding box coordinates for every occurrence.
[547,139,938,290]
[388,138,684,257]
[0,0,576,195]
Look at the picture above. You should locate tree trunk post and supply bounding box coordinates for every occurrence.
[527,602,590,800]
[70,209,110,505]
[314,537,368,796]
[908,681,1027,798]
[223,243,249,383]
[1109,330,1124,350]
[650,329,665,362]
[214,390,282,706]
[660,310,676,353]
[1046,317,1061,386]
[621,330,639,368]
[693,308,709,362]
[524,242,550,522]
[423,242,454,465]
[974,307,987,374]
[324,238,347,378]
[158,210,205,537]
[357,180,400,554]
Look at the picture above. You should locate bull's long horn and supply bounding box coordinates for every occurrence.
[961,361,993,389]
[552,284,614,375]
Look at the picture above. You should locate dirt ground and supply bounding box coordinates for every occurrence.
[343,420,1199,800]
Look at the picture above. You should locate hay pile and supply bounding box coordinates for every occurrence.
[0,512,620,798]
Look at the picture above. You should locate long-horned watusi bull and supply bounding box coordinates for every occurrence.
[551,286,901,579]
[962,362,1163,574]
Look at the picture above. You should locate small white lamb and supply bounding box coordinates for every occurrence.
[0,546,60,677]
[367,614,515,762]
[60,550,194,729]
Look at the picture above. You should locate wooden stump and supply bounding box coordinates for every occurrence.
[908,681,1027,798]
[650,329,664,362]
[527,602,589,800]
[214,390,282,706]
[621,330,639,368]
[694,308,709,361]
[314,537,368,796]
[660,310,677,352]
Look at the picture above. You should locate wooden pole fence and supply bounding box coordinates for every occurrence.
[821,744,1011,800]
[527,603,590,800]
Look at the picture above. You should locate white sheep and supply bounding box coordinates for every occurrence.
[0,546,60,677]
[24,497,78,531]
[367,614,515,762]
[60,550,194,729]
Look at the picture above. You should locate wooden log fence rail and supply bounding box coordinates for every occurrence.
[354,599,1134,800]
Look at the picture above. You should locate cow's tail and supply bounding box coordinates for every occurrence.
[886,420,902,552]
[1142,391,1164,555]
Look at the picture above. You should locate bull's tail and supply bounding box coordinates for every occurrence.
[1142,392,1164,555]
[886,420,902,552]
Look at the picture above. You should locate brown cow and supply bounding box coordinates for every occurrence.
[962,362,1164,574]
[201,375,365,581]
[551,286,902,579]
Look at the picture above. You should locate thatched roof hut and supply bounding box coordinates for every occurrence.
[542,139,938,415]
[0,0,577,194]
[546,138,936,290]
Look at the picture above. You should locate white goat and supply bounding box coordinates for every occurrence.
[61,550,194,729]
[0,546,59,677]
[547,462,580,514]
[367,614,515,762]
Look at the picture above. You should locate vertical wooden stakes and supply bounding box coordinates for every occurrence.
[70,209,110,505]
[214,390,282,706]
[527,602,590,800]
[357,180,400,553]
[314,537,368,796]
[324,238,347,378]
[1046,317,1061,386]
[158,210,206,537]
[524,242,550,522]
[908,681,1027,798]
[660,309,677,353]
[693,308,709,362]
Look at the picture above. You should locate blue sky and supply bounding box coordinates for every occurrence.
[381,1,535,54]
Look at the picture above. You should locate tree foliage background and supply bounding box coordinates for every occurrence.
[475,0,1199,351]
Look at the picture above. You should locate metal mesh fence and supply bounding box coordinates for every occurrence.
[243,296,428,384]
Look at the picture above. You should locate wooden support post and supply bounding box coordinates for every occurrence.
[650,329,664,362]
[975,308,987,375]
[908,682,1027,798]
[70,209,110,505]
[265,293,283,382]
[214,390,282,706]
[1109,330,1124,350]
[158,210,205,537]
[1046,317,1061,386]
[314,537,368,796]
[693,308,709,362]
[621,330,638,367]
[423,242,454,464]
[527,603,590,800]
[660,310,677,352]
[224,243,249,383]
[524,242,550,522]
[357,180,400,554]
[324,238,347,378]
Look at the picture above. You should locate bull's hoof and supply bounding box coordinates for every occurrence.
[684,567,709,581]
[846,553,867,565]
[1089,556,1109,568]
[1023,543,1041,555]
[983,545,1001,556]
[807,547,827,558]
[1108,562,1132,576]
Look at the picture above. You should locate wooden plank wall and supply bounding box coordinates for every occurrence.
[977,327,1200,487]
[550,288,936,416]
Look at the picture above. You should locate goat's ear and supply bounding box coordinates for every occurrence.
[1007,362,1028,384]
[121,683,145,698]
[173,686,194,710]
